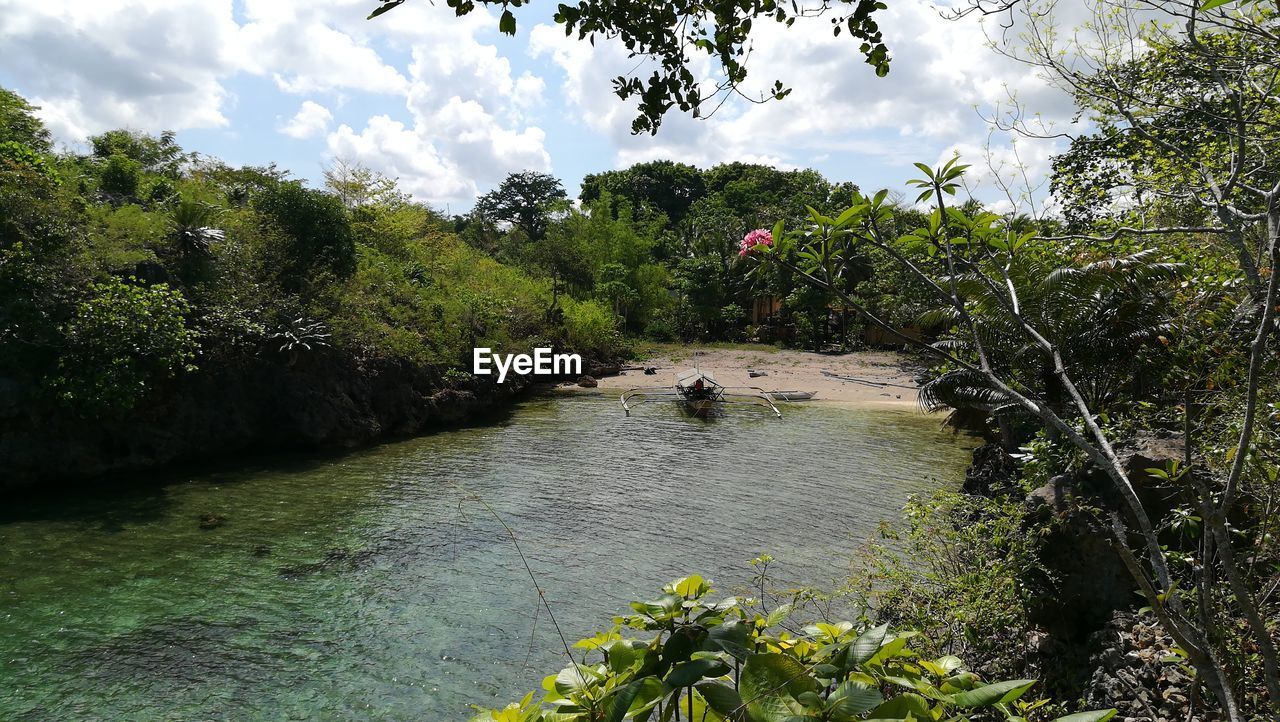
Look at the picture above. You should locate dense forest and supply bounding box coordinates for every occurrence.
[0,82,935,463]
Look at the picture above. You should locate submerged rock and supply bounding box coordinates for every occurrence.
[198,513,226,530]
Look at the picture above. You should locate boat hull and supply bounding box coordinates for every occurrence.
[681,398,717,417]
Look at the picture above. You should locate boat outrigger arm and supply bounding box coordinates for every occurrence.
[621,368,782,418]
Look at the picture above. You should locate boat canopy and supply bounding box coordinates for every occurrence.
[675,369,720,390]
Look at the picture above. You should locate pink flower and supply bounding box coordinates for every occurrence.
[739,228,773,257]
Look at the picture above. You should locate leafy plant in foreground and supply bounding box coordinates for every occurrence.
[471,575,1114,721]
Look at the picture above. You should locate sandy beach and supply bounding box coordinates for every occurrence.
[589,346,924,409]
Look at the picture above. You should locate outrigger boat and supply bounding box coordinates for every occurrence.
[621,367,782,418]
[768,390,817,401]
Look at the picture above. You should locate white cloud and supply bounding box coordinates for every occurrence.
[0,0,1084,210]
[0,0,239,141]
[237,0,408,95]
[328,1,552,205]
[326,116,475,205]
[279,100,334,140]
[0,0,551,207]
[530,0,1078,207]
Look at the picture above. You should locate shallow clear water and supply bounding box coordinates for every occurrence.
[0,392,973,720]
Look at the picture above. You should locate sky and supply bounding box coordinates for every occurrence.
[0,0,1083,214]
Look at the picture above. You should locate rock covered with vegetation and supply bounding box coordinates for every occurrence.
[0,89,623,489]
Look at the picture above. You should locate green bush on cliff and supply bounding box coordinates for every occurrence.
[47,277,198,413]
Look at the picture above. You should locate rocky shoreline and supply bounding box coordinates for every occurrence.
[0,349,617,494]
[962,435,1215,722]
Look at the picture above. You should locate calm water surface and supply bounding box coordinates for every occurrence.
[0,392,973,720]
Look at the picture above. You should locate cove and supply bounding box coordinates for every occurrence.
[0,392,973,719]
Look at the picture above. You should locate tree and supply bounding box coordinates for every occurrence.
[755,152,1276,720]
[89,129,187,177]
[167,197,225,267]
[474,171,567,243]
[47,277,198,413]
[0,87,52,153]
[366,0,890,134]
[253,182,357,292]
[580,160,706,225]
[322,157,403,209]
[533,217,593,309]
[966,2,1280,715]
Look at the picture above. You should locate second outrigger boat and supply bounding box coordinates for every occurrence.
[621,367,782,418]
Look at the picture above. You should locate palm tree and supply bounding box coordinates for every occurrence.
[919,250,1184,440]
[168,198,225,261]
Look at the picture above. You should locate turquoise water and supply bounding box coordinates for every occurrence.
[0,392,973,720]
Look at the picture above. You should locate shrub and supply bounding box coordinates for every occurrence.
[46,277,198,413]
[851,492,1050,683]
[471,575,1112,722]
[563,298,622,358]
[252,182,356,292]
[99,153,142,200]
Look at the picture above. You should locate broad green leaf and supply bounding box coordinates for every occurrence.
[950,679,1037,707]
[1051,711,1118,722]
[603,677,663,722]
[665,657,729,688]
[1200,0,1235,9]
[553,664,594,697]
[827,681,884,718]
[695,682,745,720]
[575,630,621,649]
[739,653,817,722]
[850,623,889,665]
[708,619,752,661]
[498,9,517,34]
[605,640,640,674]
[765,603,793,628]
[668,574,709,599]
[867,691,931,719]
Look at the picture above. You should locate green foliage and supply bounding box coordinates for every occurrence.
[99,153,143,200]
[0,140,59,184]
[253,181,357,291]
[580,160,706,225]
[47,277,198,413]
[167,197,225,266]
[853,492,1050,683]
[563,298,623,358]
[89,129,187,176]
[367,0,890,134]
[471,575,1111,722]
[0,88,52,152]
[475,171,567,243]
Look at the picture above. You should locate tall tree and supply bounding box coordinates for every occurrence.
[474,171,567,243]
